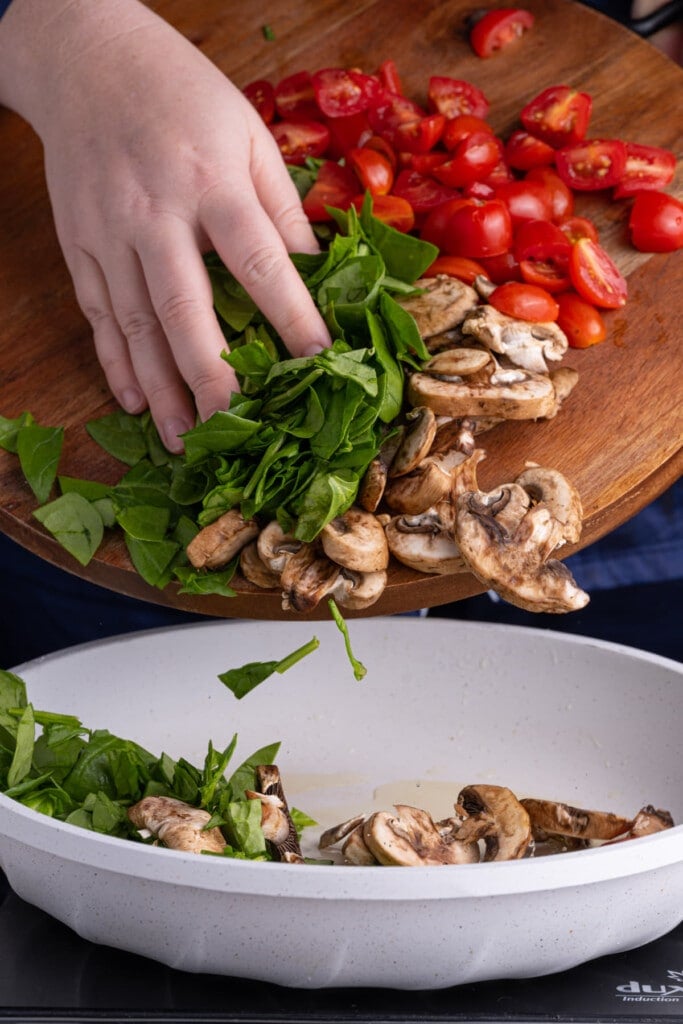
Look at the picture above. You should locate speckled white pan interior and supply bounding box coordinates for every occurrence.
[0,618,681,989]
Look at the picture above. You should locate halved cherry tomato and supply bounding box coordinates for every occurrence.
[347,147,394,195]
[469,8,535,58]
[525,166,574,221]
[243,79,276,124]
[463,180,496,200]
[628,191,683,253]
[367,92,428,143]
[362,134,398,169]
[556,292,607,348]
[352,193,415,232]
[557,215,599,245]
[514,219,572,261]
[520,85,592,148]
[425,255,489,284]
[378,58,403,95]
[432,131,503,188]
[302,161,359,221]
[426,198,513,258]
[569,238,628,308]
[420,197,472,248]
[480,250,523,283]
[394,113,446,154]
[519,259,571,292]
[410,151,451,174]
[613,142,677,199]
[495,180,554,225]
[270,120,331,164]
[555,138,627,191]
[392,169,459,215]
[442,114,495,151]
[324,111,372,157]
[427,76,490,119]
[478,157,514,188]
[489,281,559,321]
[504,129,555,171]
[312,67,380,117]
[274,71,320,120]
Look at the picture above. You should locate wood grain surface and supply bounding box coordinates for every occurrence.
[0,0,681,620]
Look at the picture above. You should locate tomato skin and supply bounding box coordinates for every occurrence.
[435,199,513,259]
[555,138,627,191]
[362,134,398,169]
[514,219,572,261]
[312,67,381,118]
[432,131,503,188]
[347,147,394,195]
[489,281,560,322]
[302,161,359,221]
[392,169,459,215]
[427,76,490,119]
[569,238,628,309]
[470,8,535,58]
[367,92,428,144]
[409,151,451,174]
[480,250,523,283]
[557,215,599,245]
[495,180,554,225]
[442,114,495,151]
[520,85,592,148]
[628,191,683,253]
[613,143,677,199]
[352,193,415,232]
[425,255,489,284]
[394,113,446,154]
[274,71,320,120]
[504,129,555,171]
[556,292,607,348]
[525,166,574,221]
[243,79,276,124]
[378,58,403,95]
[270,120,331,164]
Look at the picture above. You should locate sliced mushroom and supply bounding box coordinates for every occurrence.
[462,304,568,374]
[280,544,341,613]
[385,509,467,574]
[127,796,226,854]
[389,406,437,477]
[320,507,389,572]
[396,275,479,338]
[425,347,492,378]
[547,366,579,416]
[455,785,533,861]
[384,449,468,515]
[332,568,388,609]
[357,431,404,512]
[319,814,369,850]
[521,798,632,841]
[257,521,302,575]
[239,541,281,589]
[186,509,259,570]
[408,362,557,420]
[254,765,305,863]
[515,464,583,546]
[342,824,379,865]
[245,790,291,845]
[363,805,479,866]
[605,805,675,843]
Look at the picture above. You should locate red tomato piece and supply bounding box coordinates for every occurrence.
[628,191,683,253]
[427,198,513,258]
[520,85,592,148]
[420,197,475,249]
[362,134,397,169]
[495,180,554,225]
[613,143,677,199]
[394,114,446,154]
[352,193,415,232]
[409,152,451,174]
[504,129,555,171]
[478,157,515,188]
[557,215,599,245]
[519,259,571,292]
[514,219,572,261]
[324,111,372,158]
[442,114,495,151]
[569,238,627,309]
[274,71,320,120]
[391,169,460,215]
[302,161,359,221]
[270,120,331,165]
[463,180,496,200]
[432,131,503,188]
[555,138,627,191]
[312,68,378,118]
[367,92,428,144]
[480,250,523,283]
[470,8,535,58]
[377,58,403,95]
[525,166,574,221]
[425,255,488,284]
[243,79,276,124]
[556,292,607,348]
[489,282,559,321]
[427,76,490,119]
[347,147,394,195]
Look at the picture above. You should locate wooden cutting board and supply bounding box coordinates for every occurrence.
[0,0,681,620]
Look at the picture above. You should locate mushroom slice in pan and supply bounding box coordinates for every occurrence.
[521,798,632,841]
[239,541,281,590]
[342,824,379,865]
[320,507,389,572]
[186,509,259,570]
[389,407,437,477]
[280,544,341,613]
[245,790,291,845]
[319,814,369,850]
[408,362,557,420]
[364,805,479,866]
[253,765,305,864]
[127,796,226,855]
[455,784,533,861]
[605,805,675,843]
[462,304,568,374]
[385,508,467,575]
[396,275,479,338]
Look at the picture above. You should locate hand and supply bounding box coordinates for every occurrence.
[0,0,330,451]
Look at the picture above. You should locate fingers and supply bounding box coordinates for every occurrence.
[200,179,331,360]
[251,128,322,258]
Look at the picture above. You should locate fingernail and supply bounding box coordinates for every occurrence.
[163,417,191,453]
[301,342,328,357]
[121,387,144,413]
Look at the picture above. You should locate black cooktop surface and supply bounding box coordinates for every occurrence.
[1,872,682,1024]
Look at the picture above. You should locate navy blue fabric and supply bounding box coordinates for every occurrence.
[0,0,14,19]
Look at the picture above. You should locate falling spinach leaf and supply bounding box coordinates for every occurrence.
[218,636,320,700]
[328,598,367,680]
